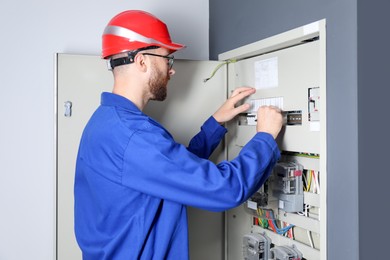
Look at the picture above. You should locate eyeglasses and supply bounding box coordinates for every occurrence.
[142,53,175,70]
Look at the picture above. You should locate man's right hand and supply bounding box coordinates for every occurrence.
[256,106,283,139]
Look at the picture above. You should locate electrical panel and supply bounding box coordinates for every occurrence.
[221,20,326,260]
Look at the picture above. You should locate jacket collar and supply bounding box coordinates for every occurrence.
[101,92,141,113]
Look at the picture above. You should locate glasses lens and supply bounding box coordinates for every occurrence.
[141,53,174,70]
[168,57,174,70]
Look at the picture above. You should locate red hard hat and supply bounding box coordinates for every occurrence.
[102,10,185,59]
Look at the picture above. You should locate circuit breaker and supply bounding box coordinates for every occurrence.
[223,20,326,260]
[271,245,303,260]
[272,162,304,213]
[243,233,271,260]
[246,161,304,216]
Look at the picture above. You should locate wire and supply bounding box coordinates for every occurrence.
[280,151,320,159]
[313,170,321,194]
[307,230,314,248]
[302,203,315,248]
[264,210,294,235]
[254,203,294,236]
[203,59,237,83]
[307,170,312,192]
[290,226,294,239]
[256,208,276,220]
[302,170,308,191]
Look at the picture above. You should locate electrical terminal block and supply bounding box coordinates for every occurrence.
[250,191,268,208]
[284,110,302,125]
[239,110,302,126]
[243,232,271,260]
[246,182,279,219]
[246,199,277,220]
[270,244,303,260]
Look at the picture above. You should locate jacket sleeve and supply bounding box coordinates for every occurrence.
[186,116,227,159]
[121,122,280,212]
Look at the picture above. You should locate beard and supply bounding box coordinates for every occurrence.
[148,66,170,101]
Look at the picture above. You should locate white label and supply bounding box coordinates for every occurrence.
[247,113,257,125]
[279,200,284,209]
[247,200,257,210]
[255,57,278,89]
[249,97,284,112]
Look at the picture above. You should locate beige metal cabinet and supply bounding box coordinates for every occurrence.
[55,56,227,260]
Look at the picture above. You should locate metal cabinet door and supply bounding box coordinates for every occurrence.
[56,54,227,260]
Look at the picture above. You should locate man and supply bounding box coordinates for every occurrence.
[74,10,282,259]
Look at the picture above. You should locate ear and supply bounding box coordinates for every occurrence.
[134,53,148,72]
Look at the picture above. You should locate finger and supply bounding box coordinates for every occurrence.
[229,89,255,104]
[230,87,255,98]
[260,105,281,113]
[269,105,282,113]
[233,103,251,114]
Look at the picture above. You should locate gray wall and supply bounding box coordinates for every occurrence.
[0,1,209,259]
[210,0,359,259]
[357,1,390,260]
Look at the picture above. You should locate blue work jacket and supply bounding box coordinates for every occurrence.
[74,92,280,259]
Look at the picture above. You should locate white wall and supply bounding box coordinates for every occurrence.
[0,1,209,259]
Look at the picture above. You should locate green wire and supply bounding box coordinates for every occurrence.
[203,59,237,83]
[281,151,320,159]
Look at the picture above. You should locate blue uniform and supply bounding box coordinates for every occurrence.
[74,92,280,259]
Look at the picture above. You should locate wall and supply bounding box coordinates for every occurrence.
[0,1,208,259]
[357,1,390,259]
[210,0,359,259]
